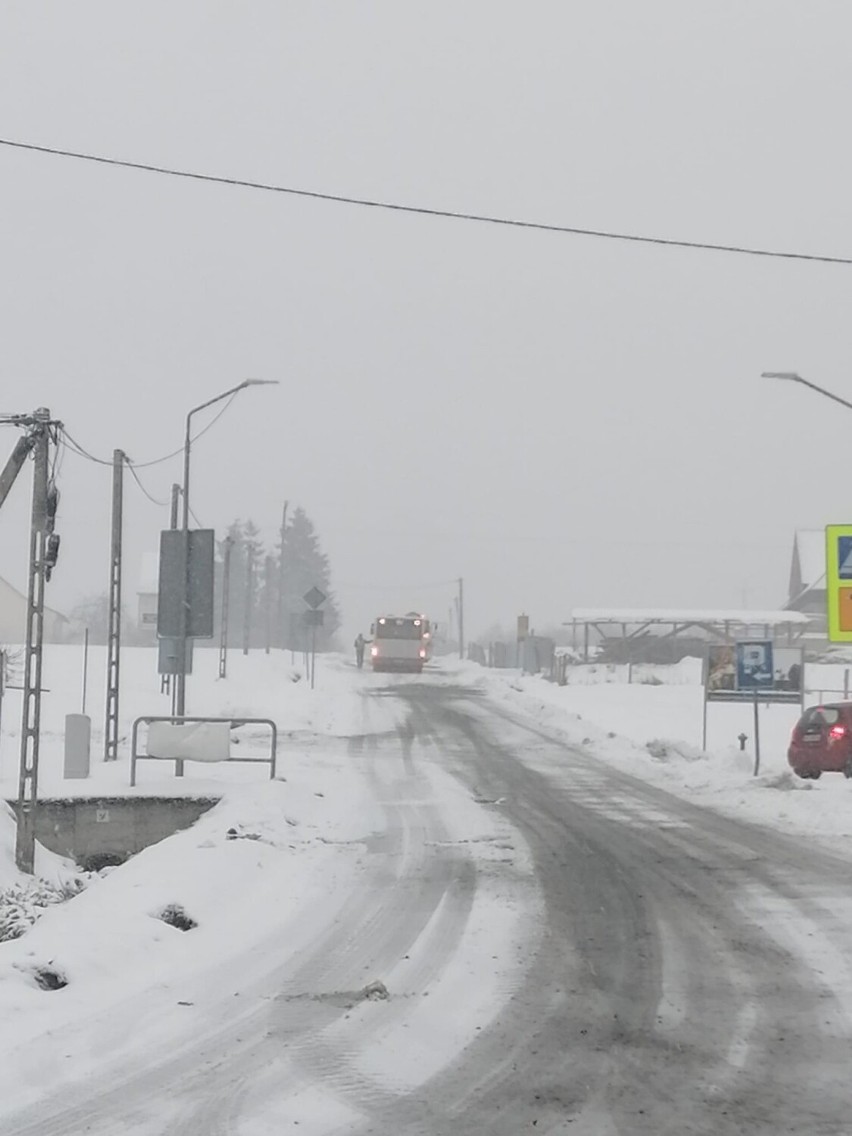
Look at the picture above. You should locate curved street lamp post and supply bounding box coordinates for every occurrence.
[176,379,278,719]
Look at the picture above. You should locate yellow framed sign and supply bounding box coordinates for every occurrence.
[826,524,852,642]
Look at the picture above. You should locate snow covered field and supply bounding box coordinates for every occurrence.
[1,645,852,1130]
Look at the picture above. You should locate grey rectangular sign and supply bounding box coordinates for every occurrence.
[157,529,215,639]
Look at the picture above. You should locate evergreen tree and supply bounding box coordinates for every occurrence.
[241,520,265,652]
[276,507,340,650]
[213,507,340,652]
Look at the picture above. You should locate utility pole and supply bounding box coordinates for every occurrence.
[264,554,274,654]
[176,420,192,719]
[104,449,124,761]
[218,536,232,679]
[243,543,255,655]
[458,577,465,661]
[170,482,180,530]
[277,502,288,648]
[160,485,180,701]
[16,410,52,873]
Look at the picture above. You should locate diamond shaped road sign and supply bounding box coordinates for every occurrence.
[303,586,327,610]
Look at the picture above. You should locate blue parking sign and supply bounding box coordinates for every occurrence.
[736,640,774,690]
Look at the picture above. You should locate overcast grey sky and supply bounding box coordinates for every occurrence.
[2,1,852,640]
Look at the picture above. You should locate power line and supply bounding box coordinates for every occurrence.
[336,578,458,591]
[124,460,170,507]
[59,393,239,470]
[1,136,850,266]
[129,394,238,468]
[60,429,113,466]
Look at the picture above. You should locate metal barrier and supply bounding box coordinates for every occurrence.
[130,716,278,786]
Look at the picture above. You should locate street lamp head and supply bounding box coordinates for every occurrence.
[243,378,279,388]
[761,371,802,382]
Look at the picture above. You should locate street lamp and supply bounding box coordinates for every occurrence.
[176,378,278,717]
[761,371,852,414]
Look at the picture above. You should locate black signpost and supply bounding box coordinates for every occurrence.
[703,641,805,775]
[303,587,327,690]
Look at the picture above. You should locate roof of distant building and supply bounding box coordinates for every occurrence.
[570,608,809,626]
[792,530,826,592]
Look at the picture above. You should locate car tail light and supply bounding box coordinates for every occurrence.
[419,649,426,658]
[371,646,378,657]
[830,724,847,739]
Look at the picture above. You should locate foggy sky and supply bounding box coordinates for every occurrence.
[2,1,851,642]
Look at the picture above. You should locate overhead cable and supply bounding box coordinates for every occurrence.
[59,393,239,470]
[1,137,850,265]
[125,460,170,507]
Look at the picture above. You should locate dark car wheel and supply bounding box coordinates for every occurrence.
[844,760,852,780]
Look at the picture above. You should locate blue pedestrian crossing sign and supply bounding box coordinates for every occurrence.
[839,537,852,580]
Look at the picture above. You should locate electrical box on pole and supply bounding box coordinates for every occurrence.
[157,529,215,639]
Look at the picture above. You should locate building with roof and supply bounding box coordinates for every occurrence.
[567,608,810,663]
[785,530,827,645]
[787,530,826,615]
[135,551,159,641]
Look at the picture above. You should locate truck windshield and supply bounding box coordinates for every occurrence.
[375,618,422,640]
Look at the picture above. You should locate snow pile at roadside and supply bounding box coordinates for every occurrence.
[465,663,852,843]
[0,801,83,943]
[0,647,379,800]
[0,802,76,890]
[0,761,382,1112]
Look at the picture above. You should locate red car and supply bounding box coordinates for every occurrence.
[788,703,852,779]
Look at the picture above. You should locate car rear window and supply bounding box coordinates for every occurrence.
[801,706,841,728]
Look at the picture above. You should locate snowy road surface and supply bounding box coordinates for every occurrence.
[5,670,852,1133]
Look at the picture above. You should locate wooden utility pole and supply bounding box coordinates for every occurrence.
[104,450,124,761]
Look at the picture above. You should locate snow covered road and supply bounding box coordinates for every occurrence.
[5,665,852,1133]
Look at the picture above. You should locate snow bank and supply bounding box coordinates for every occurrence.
[463,662,852,846]
[0,747,384,1112]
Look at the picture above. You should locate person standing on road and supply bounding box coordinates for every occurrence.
[354,633,366,669]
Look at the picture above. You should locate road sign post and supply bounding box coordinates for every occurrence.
[704,640,803,771]
[303,588,327,689]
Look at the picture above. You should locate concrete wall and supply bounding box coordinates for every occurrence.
[6,796,220,869]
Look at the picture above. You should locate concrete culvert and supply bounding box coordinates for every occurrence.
[33,966,67,991]
[157,904,197,932]
[79,852,127,873]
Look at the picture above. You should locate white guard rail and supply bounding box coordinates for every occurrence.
[130,716,278,786]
